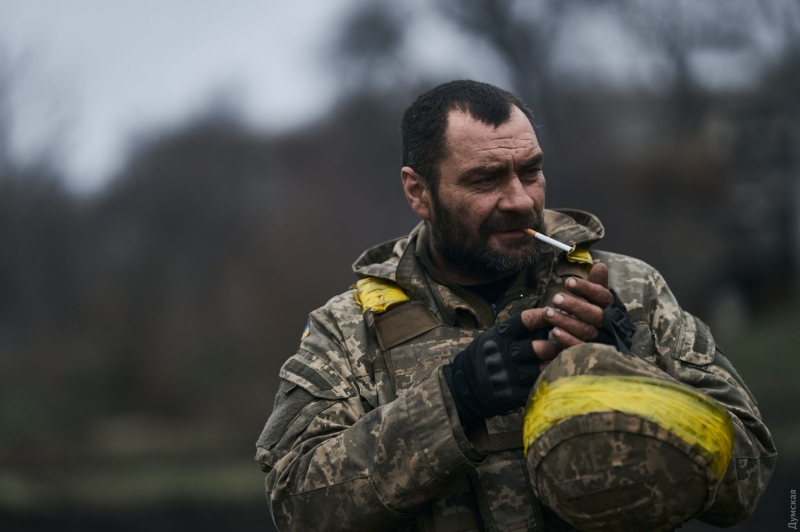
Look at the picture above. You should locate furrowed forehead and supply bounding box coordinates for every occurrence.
[432,111,540,186]
[444,109,538,159]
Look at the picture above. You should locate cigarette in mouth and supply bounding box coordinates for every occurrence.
[523,228,574,253]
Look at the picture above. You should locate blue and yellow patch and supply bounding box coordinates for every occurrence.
[300,318,310,341]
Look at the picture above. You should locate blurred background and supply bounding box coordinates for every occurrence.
[1,1,798,530]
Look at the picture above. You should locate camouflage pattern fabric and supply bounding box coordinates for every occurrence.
[525,345,727,532]
[255,208,776,531]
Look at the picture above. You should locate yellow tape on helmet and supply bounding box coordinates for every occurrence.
[523,375,734,482]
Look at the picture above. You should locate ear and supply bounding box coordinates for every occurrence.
[401,166,432,222]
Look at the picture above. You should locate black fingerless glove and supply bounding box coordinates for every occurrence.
[443,313,550,425]
[592,289,636,354]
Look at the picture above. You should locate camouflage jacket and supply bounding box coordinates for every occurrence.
[255,209,776,531]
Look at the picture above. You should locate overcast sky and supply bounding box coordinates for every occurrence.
[0,1,782,193]
[1,1,371,191]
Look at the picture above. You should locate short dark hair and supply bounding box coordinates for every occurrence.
[401,80,536,191]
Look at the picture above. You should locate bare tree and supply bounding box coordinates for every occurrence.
[333,2,408,94]
[621,0,800,132]
[436,0,569,133]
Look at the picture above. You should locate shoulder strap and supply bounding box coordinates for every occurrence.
[353,276,442,350]
[373,301,441,351]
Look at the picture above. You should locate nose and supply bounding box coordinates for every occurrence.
[497,176,535,214]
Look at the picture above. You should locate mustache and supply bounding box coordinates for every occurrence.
[479,211,543,236]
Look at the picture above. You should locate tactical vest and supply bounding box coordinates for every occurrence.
[363,258,593,532]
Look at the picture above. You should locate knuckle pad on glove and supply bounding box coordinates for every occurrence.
[498,312,529,339]
[508,339,539,363]
[444,312,552,422]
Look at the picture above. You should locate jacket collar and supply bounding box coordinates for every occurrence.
[352,208,605,326]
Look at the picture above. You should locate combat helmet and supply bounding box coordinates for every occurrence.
[523,343,734,532]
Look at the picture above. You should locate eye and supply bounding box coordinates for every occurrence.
[523,167,541,179]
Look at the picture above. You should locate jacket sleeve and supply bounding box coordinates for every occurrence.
[254,300,486,531]
[608,255,777,526]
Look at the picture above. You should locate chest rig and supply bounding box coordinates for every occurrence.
[362,258,592,532]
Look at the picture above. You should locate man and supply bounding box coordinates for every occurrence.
[255,80,775,531]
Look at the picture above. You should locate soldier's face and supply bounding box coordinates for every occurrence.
[428,107,546,277]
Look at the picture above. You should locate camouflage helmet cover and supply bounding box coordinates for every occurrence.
[523,343,734,532]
